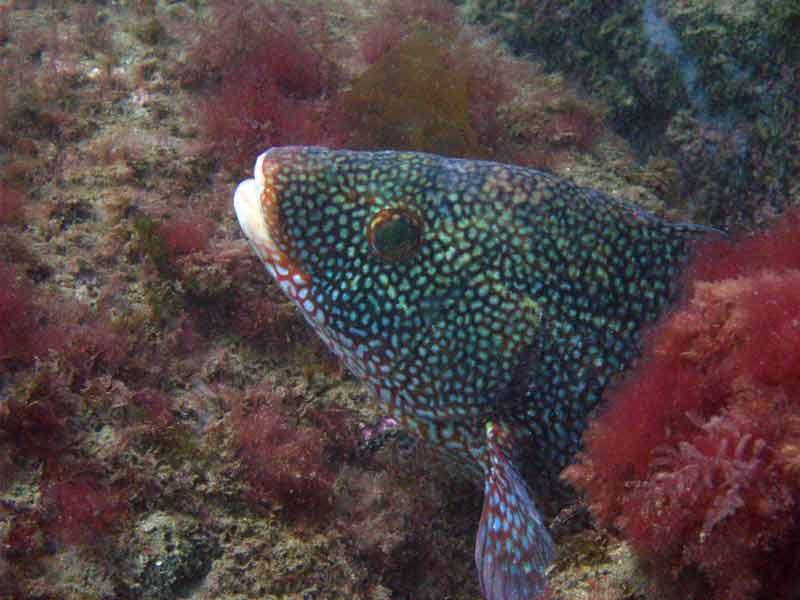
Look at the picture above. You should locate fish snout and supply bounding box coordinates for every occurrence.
[233,149,313,304]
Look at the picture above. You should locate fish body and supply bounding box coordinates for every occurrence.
[234,147,708,599]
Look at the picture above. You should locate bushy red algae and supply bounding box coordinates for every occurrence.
[173,0,609,184]
[356,0,457,64]
[182,0,343,171]
[0,185,25,225]
[684,207,800,283]
[41,461,131,547]
[231,383,358,520]
[157,213,214,259]
[0,263,35,369]
[565,209,800,600]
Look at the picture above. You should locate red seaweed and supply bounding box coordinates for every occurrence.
[565,209,800,600]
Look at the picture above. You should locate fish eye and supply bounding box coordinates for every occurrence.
[367,207,424,262]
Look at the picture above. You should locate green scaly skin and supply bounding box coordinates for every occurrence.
[234,146,711,599]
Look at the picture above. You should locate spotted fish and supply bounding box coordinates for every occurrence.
[233,147,712,599]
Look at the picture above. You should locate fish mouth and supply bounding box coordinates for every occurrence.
[233,151,282,268]
[233,149,320,321]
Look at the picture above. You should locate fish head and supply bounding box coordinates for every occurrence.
[233,146,524,411]
[234,147,445,374]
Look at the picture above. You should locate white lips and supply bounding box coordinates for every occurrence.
[233,153,269,249]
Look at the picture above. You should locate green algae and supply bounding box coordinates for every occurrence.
[343,27,486,158]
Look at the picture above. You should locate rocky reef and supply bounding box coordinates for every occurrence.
[462,0,800,229]
[0,1,797,599]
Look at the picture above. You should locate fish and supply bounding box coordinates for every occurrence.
[233,146,714,599]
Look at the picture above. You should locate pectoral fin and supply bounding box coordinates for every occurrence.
[475,421,555,599]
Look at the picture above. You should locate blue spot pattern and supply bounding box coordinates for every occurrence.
[234,146,715,599]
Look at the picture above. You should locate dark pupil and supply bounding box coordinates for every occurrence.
[374,215,419,259]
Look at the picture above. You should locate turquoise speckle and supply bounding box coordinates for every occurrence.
[237,146,716,600]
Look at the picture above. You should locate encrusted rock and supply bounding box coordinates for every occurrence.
[118,511,215,600]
